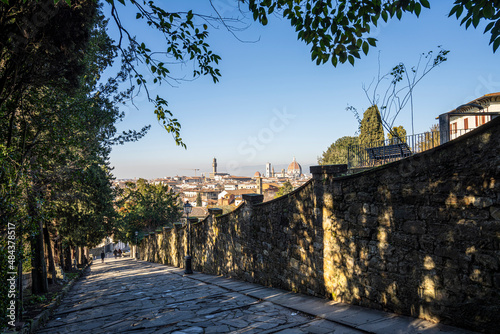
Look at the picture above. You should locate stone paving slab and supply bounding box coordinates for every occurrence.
[35,258,479,334]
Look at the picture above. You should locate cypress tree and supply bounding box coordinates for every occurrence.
[359,105,384,146]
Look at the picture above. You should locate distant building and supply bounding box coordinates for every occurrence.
[182,207,208,221]
[287,157,302,178]
[184,177,202,184]
[438,92,500,143]
[209,157,229,178]
[224,184,238,191]
[265,162,271,178]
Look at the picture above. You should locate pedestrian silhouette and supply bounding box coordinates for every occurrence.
[101,251,105,263]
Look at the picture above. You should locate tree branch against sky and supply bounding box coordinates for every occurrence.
[246,0,500,65]
[35,0,498,151]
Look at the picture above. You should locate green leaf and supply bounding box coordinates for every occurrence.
[331,55,338,67]
[472,15,480,28]
[420,0,430,9]
[367,37,377,46]
[348,55,354,66]
[448,5,458,17]
[484,22,495,33]
[484,21,495,33]
[381,11,388,22]
[493,37,500,53]
[414,3,421,17]
[465,18,472,29]
[483,4,493,19]
[362,41,369,55]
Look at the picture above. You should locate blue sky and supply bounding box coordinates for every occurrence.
[107,1,500,179]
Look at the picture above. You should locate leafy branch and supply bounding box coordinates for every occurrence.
[361,47,449,137]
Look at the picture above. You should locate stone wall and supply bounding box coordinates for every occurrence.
[139,117,500,333]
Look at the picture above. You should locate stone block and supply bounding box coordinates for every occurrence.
[310,164,347,177]
[472,196,494,208]
[475,253,499,270]
[401,220,426,235]
[434,246,459,261]
[490,206,500,220]
[419,235,435,253]
[242,193,264,205]
[208,208,223,216]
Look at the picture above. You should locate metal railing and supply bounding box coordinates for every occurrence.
[347,131,441,169]
[347,127,481,170]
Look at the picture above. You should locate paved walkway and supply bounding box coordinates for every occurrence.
[36,258,477,334]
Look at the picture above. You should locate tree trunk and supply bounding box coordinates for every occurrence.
[17,220,24,322]
[31,219,48,294]
[64,246,72,271]
[43,224,56,284]
[59,238,65,272]
[78,246,84,265]
[28,182,48,295]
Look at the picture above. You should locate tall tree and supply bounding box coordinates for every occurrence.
[359,105,384,146]
[196,192,202,207]
[116,180,182,240]
[387,126,407,144]
[319,136,359,165]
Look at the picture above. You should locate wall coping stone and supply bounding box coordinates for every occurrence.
[310,164,348,179]
[208,208,223,216]
[242,193,264,205]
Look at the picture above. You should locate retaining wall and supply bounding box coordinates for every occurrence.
[139,117,500,333]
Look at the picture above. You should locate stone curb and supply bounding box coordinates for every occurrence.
[15,264,91,334]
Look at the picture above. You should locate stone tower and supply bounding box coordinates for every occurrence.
[212,157,217,174]
[256,177,263,195]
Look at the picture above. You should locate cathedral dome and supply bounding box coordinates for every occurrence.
[287,157,302,176]
[254,171,261,178]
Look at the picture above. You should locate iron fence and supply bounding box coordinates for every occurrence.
[347,131,438,169]
[347,128,477,170]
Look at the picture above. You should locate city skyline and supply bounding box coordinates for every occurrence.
[108,1,500,179]
[114,157,311,180]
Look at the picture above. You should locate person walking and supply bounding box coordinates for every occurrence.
[101,250,105,263]
[113,249,118,259]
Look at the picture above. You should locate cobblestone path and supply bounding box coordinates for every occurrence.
[36,258,476,334]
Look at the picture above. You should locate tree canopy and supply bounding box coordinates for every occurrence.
[318,136,358,165]
[275,181,294,198]
[115,179,182,243]
[247,0,500,66]
[388,126,407,144]
[359,105,384,146]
